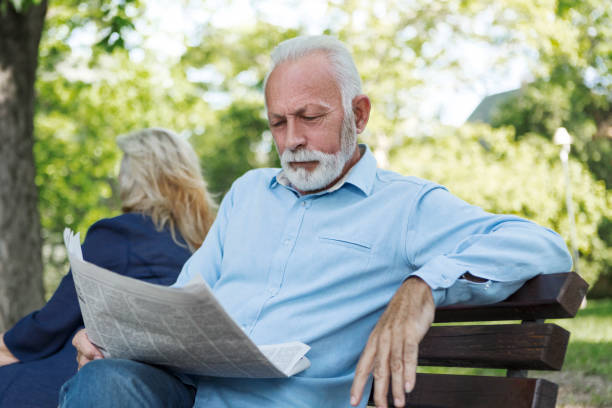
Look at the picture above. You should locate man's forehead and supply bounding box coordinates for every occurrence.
[265,57,341,116]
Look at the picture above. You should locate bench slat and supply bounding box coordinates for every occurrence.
[418,323,569,370]
[392,373,558,408]
[434,272,588,323]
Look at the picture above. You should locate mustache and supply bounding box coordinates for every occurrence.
[281,148,336,164]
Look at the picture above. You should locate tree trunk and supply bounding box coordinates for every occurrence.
[0,0,48,331]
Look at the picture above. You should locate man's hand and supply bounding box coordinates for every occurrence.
[72,328,104,369]
[350,276,435,408]
[0,332,19,366]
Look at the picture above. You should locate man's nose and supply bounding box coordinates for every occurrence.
[285,119,306,150]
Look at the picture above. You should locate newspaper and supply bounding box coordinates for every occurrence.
[63,228,310,378]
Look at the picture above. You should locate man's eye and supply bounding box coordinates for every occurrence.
[271,121,285,127]
[303,115,321,121]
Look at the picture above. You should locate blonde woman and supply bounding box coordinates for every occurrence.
[0,128,216,408]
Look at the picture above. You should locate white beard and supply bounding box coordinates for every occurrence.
[280,112,357,192]
[281,149,345,192]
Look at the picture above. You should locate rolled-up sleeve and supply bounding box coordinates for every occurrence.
[406,184,573,307]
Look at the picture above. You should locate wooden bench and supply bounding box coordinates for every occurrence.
[369,272,588,408]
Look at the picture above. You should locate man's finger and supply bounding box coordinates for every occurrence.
[372,331,392,408]
[350,339,377,406]
[390,334,405,407]
[402,341,419,394]
[73,329,102,358]
[76,353,91,370]
[72,329,103,366]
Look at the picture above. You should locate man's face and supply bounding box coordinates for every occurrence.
[265,52,357,192]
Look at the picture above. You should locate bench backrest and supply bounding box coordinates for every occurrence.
[372,272,588,408]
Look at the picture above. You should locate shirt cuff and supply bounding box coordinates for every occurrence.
[410,255,469,291]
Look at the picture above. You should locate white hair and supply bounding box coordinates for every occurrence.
[263,35,362,116]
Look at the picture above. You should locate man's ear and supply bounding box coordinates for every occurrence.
[352,95,371,134]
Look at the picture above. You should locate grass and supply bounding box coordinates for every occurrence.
[549,298,612,378]
[417,299,612,407]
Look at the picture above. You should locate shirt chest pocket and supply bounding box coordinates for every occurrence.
[312,234,374,278]
[317,235,372,253]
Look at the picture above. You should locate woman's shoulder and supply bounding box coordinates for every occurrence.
[87,213,189,252]
[87,213,156,235]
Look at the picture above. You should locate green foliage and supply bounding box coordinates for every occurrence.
[388,123,610,286]
[182,22,299,95]
[38,0,142,54]
[492,73,611,186]
[191,101,275,196]
[95,0,138,51]
[486,0,612,185]
[480,0,612,292]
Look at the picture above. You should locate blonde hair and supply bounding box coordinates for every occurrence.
[116,128,216,251]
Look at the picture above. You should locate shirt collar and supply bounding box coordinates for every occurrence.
[269,144,377,197]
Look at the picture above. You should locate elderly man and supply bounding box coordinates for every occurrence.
[61,35,571,408]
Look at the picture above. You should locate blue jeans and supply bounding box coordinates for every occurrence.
[58,359,196,407]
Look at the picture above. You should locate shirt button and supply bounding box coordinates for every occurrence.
[284,239,291,245]
[302,202,306,206]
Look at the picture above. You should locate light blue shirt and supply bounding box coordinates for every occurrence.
[175,145,572,407]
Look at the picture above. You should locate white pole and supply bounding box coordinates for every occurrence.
[554,128,579,274]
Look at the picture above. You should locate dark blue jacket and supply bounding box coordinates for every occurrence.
[0,213,192,408]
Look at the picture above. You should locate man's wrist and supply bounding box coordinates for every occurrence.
[403,275,435,306]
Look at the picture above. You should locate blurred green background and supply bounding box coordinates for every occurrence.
[31,0,610,299]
